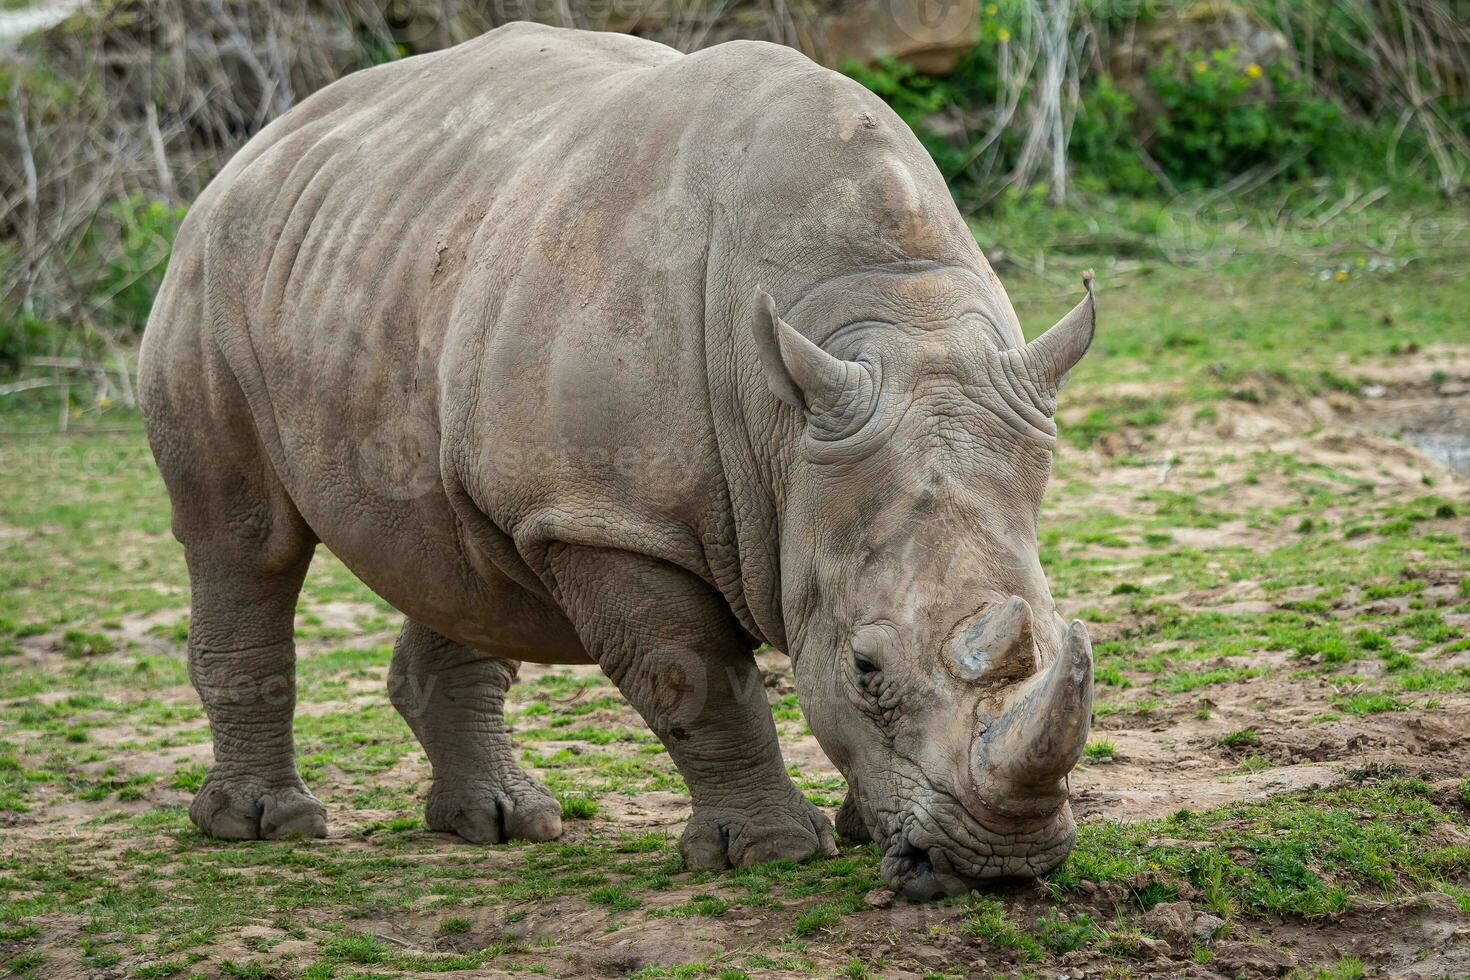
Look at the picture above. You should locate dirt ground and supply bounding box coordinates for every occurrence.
[1,344,1467,978]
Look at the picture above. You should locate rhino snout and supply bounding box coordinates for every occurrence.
[863,616,1093,899]
[878,800,1078,898]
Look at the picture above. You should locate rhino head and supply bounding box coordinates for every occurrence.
[752,270,1096,898]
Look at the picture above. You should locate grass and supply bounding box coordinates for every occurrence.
[558,792,600,819]
[6,773,1431,972]
[1055,780,1470,920]
[0,201,1466,976]
[1333,692,1407,716]
[1217,728,1261,749]
[963,896,1044,960]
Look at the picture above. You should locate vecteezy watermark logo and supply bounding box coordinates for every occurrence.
[888,0,978,46]
[356,413,443,501]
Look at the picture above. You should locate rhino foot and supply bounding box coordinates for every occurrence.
[189,770,327,840]
[680,794,838,869]
[425,777,563,845]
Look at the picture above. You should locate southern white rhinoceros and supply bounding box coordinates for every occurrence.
[139,21,1096,899]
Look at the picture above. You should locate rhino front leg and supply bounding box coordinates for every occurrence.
[389,620,562,844]
[547,544,837,869]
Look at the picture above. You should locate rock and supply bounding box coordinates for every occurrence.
[1136,936,1173,961]
[1111,1,1291,77]
[1212,939,1299,977]
[271,940,314,957]
[1192,912,1225,942]
[1105,1,1294,147]
[911,943,947,968]
[1138,900,1196,944]
[864,886,896,908]
[816,0,980,73]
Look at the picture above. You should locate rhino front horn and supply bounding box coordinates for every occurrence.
[1002,272,1096,415]
[979,619,1092,793]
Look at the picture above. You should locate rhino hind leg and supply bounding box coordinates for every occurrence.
[143,325,327,841]
[389,620,562,844]
[546,545,837,870]
[181,546,327,841]
[170,493,326,841]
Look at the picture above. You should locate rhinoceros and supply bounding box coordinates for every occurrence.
[138,22,1096,898]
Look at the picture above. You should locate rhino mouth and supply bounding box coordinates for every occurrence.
[876,790,1077,899]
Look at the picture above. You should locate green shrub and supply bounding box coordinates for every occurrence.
[1147,48,1341,188]
[1070,74,1155,195]
[0,310,54,370]
[79,193,188,338]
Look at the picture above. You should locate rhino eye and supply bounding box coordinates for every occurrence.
[851,624,893,703]
[852,653,887,707]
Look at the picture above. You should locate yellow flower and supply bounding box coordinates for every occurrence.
[70,408,83,420]
[997,27,1011,42]
[1245,62,1263,79]
[1333,270,1349,282]
[96,395,111,409]
[985,3,998,15]
[1194,60,1208,74]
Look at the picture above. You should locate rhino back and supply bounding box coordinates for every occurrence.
[160,21,983,651]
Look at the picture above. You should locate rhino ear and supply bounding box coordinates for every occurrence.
[751,288,808,409]
[751,287,877,436]
[1005,272,1096,415]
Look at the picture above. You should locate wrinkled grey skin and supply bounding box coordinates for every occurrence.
[138,23,1096,898]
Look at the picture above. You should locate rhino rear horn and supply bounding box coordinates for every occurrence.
[752,287,877,439]
[949,596,1039,685]
[1002,272,1096,415]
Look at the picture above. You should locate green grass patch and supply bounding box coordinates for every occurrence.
[1053,780,1464,919]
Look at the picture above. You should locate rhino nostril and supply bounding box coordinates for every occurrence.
[889,843,948,900]
[892,842,934,878]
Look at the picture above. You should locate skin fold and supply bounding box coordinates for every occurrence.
[138,22,1096,897]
